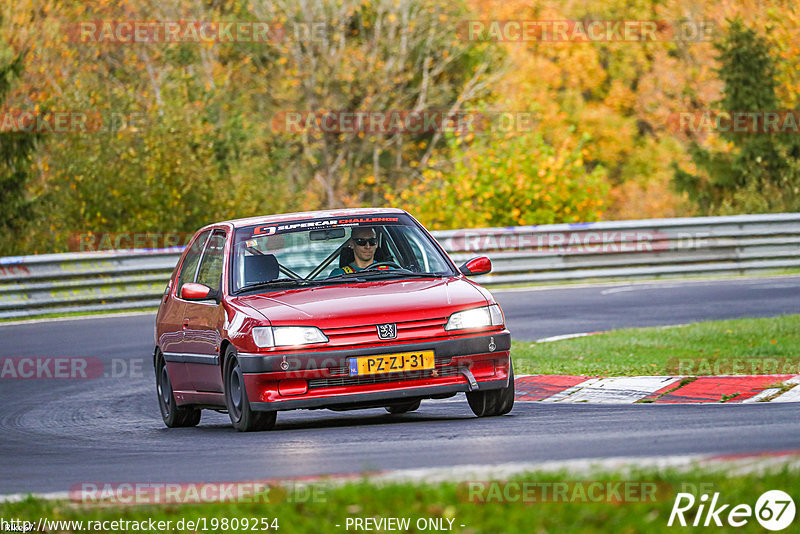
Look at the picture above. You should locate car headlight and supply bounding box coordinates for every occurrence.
[445,305,504,331]
[252,326,329,348]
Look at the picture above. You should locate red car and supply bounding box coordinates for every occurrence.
[154,208,513,431]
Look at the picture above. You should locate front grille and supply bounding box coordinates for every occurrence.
[322,318,448,345]
[308,362,460,389]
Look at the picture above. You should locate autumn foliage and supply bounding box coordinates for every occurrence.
[0,0,798,254]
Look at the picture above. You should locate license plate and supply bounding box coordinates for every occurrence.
[349,350,435,376]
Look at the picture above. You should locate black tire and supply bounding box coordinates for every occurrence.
[494,363,515,416]
[385,399,421,414]
[223,348,276,432]
[466,363,515,417]
[155,353,201,428]
[466,387,499,417]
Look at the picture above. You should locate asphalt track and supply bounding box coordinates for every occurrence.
[1,276,799,495]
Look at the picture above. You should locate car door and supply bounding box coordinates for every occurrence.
[162,229,212,393]
[183,230,226,393]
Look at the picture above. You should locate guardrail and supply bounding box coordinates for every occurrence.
[1,213,799,319]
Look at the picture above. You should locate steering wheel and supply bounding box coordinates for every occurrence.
[362,261,403,271]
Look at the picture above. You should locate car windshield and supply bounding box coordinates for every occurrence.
[230,213,456,293]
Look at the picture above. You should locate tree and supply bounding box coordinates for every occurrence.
[0,0,502,254]
[4,0,290,252]
[673,18,800,213]
[257,0,504,209]
[389,128,608,230]
[0,40,40,255]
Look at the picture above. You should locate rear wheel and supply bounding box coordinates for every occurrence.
[385,399,421,414]
[224,348,276,432]
[466,363,515,417]
[155,353,201,428]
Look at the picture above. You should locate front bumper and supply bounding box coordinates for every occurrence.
[241,331,511,412]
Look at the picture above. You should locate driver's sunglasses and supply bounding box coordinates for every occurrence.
[354,237,378,247]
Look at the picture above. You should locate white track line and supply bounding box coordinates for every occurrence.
[535,332,602,343]
[770,385,800,403]
[742,388,782,403]
[540,378,602,402]
[542,376,683,404]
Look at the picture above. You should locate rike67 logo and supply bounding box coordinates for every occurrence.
[668,490,795,530]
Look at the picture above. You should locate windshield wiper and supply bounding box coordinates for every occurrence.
[282,270,443,287]
[355,269,445,279]
[321,273,367,283]
[234,278,324,294]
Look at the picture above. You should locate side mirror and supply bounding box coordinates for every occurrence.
[181,282,219,302]
[459,256,492,276]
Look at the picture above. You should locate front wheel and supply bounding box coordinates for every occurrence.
[466,363,515,417]
[494,363,515,415]
[155,353,201,428]
[224,348,276,432]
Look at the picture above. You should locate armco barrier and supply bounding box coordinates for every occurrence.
[1,213,799,319]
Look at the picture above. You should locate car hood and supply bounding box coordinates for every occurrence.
[233,277,489,328]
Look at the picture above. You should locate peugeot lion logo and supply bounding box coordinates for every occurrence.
[377,323,397,340]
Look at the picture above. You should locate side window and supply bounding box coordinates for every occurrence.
[177,230,211,295]
[398,227,448,273]
[196,231,226,293]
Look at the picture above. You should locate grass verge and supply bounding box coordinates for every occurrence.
[1,465,797,533]
[511,314,800,377]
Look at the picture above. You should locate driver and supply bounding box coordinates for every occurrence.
[329,226,391,276]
